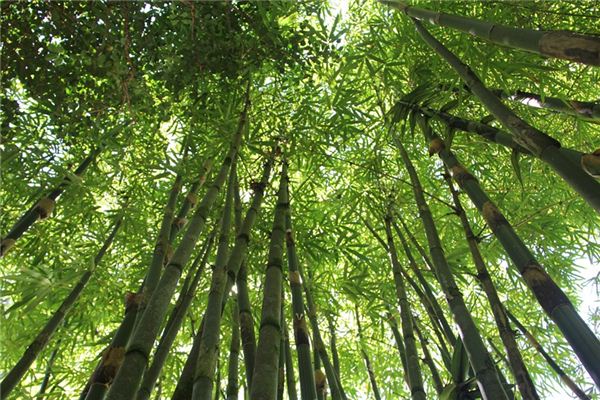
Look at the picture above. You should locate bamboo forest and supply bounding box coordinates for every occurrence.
[2,1,600,399]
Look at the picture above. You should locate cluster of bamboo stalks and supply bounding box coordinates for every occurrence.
[2,2,599,400]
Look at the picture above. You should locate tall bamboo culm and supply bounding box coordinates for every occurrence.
[136,230,215,400]
[1,145,102,257]
[395,138,509,400]
[384,1,600,66]
[104,95,247,400]
[285,194,318,400]
[84,161,187,400]
[355,307,382,400]
[1,215,123,399]
[384,215,426,400]
[191,159,237,400]
[421,116,600,387]
[506,311,590,400]
[250,162,289,400]
[441,164,540,400]
[410,19,600,212]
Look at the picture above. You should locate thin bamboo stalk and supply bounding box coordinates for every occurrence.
[1,145,104,258]
[136,232,215,400]
[355,307,382,400]
[327,318,340,379]
[250,163,289,400]
[422,117,600,387]
[384,216,426,400]
[191,162,237,400]
[226,299,241,400]
[283,309,299,400]
[364,220,452,364]
[278,296,286,400]
[395,138,509,400]
[386,313,409,386]
[383,1,600,66]
[1,216,123,399]
[285,197,318,400]
[412,317,443,395]
[506,311,590,400]
[171,318,206,400]
[170,158,214,241]
[441,164,540,400]
[411,20,600,212]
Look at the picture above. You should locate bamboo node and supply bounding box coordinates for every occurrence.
[522,263,570,314]
[174,217,188,229]
[163,243,173,265]
[125,291,144,310]
[481,201,507,229]
[186,193,198,207]
[315,369,327,390]
[428,138,445,156]
[285,228,294,244]
[581,149,600,178]
[36,197,55,219]
[0,238,16,257]
[288,271,302,285]
[450,165,475,185]
[539,31,600,66]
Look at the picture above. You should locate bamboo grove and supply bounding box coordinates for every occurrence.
[1,1,599,399]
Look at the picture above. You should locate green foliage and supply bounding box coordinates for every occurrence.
[1,1,599,399]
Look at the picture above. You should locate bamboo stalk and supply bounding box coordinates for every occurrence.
[250,162,289,400]
[191,161,237,400]
[384,216,426,399]
[83,166,186,399]
[390,221,456,347]
[383,1,600,66]
[105,97,246,400]
[395,138,509,400]
[170,158,214,241]
[355,307,382,400]
[386,313,409,386]
[411,20,600,212]
[422,116,600,387]
[364,220,452,364]
[278,296,286,400]
[136,231,215,400]
[226,299,241,400]
[506,310,590,400]
[1,215,123,399]
[441,163,540,400]
[171,318,206,400]
[283,309,299,400]
[412,317,443,395]
[328,317,341,379]
[285,194,318,400]
[1,145,102,257]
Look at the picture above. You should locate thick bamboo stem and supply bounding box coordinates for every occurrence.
[411,20,600,212]
[250,163,289,400]
[384,1,600,66]
[285,197,318,400]
[105,99,245,400]
[423,117,600,387]
[136,232,214,400]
